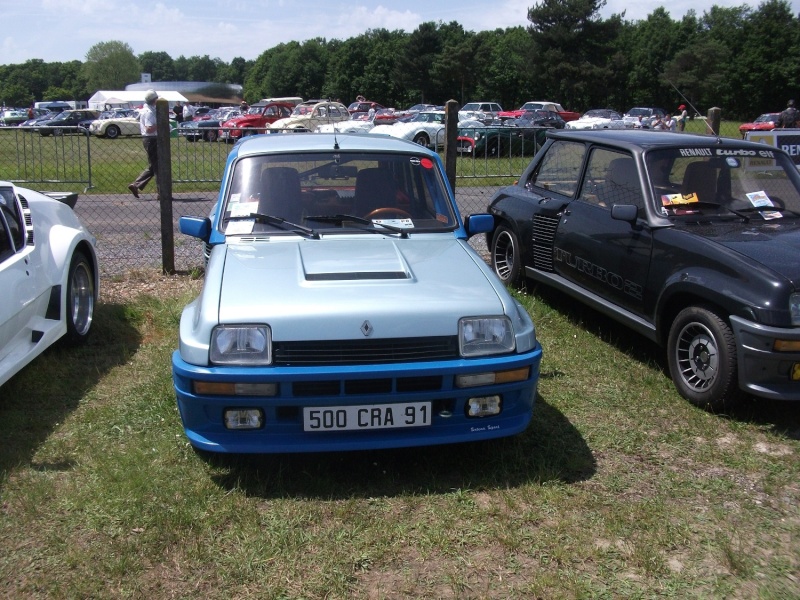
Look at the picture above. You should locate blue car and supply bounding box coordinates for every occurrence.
[173,133,543,453]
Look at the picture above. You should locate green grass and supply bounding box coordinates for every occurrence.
[1,272,798,598]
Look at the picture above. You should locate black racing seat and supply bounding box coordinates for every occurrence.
[258,166,303,223]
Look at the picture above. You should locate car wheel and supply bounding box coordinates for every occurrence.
[413,132,429,146]
[105,125,120,139]
[491,225,524,288]
[487,138,500,158]
[205,130,218,142]
[65,250,95,343]
[667,305,742,411]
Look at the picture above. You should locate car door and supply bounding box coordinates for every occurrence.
[553,147,653,316]
[0,188,37,361]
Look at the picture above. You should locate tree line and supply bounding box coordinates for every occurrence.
[1,0,797,120]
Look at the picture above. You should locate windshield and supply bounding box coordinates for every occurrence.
[646,146,800,220]
[521,103,544,111]
[411,112,444,123]
[220,151,458,235]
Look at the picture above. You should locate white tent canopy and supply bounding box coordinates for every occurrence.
[87,90,188,110]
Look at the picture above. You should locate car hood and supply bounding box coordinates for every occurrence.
[689,221,800,286]
[216,237,506,340]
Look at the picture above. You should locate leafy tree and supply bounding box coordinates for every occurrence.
[185,55,220,81]
[429,22,477,104]
[138,51,176,81]
[472,28,536,109]
[218,57,251,86]
[527,0,626,111]
[394,22,445,104]
[735,0,800,117]
[82,41,141,91]
[0,81,34,107]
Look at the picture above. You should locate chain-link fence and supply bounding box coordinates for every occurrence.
[0,117,745,276]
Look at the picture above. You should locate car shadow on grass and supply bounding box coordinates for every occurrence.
[0,303,141,478]
[203,395,595,500]
[528,283,800,439]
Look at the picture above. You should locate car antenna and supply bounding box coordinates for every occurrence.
[326,102,340,150]
[660,72,718,139]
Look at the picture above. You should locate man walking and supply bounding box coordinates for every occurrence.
[778,99,798,129]
[128,89,159,198]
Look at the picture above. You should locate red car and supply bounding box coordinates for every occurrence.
[739,113,780,137]
[498,100,581,123]
[347,100,384,114]
[219,97,302,141]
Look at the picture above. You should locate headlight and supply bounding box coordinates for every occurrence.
[210,325,271,365]
[791,293,800,326]
[459,317,515,357]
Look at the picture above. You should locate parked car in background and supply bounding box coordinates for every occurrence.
[315,111,376,134]
[270,100,350,132]
[0,181,98,387]
[79,108,135,131]
[219,97,302,141]
[510,109,567,129]
[566,109,626,130]
[347,100,384,114]
[180,107,241,142]
[622,107,666,128]
[487,129,800,410]
[499,101,581,123]
[172,133,542,453]
[19,111,57,130]
[739,113,780,137]
[372,108,412,125]
[370,109,446,147]
[0,109,29,126]
[457,122,545,158]
[88,111,140,139]
[458,102,504,124]
[38,110,99,136]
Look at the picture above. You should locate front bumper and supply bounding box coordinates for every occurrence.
[731,316,800,400]
[172,346,542,453]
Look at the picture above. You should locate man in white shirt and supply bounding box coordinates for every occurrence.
[128,90,159,198]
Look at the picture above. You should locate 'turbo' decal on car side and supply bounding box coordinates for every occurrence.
[553,247,643,300]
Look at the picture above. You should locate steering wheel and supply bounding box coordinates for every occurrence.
[365,207,412,220]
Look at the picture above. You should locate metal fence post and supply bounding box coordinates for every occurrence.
[156,98,175,274]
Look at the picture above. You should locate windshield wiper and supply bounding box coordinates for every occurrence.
[227,213,320,239]
[305,214,410,238]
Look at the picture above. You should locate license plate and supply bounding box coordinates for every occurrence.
[303,402,431,432]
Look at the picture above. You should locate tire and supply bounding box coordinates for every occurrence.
[487,138,500,158]
[205,129,218,142]
[413,132,429,146]
[64,251,95,343]
[667,305,743,411]
[105,124,120,139]
[491,225,524,288]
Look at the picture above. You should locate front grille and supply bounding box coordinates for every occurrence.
[273,336,459,366]
[531,214,559,272]
[292,376,443,397]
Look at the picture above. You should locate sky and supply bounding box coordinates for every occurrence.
[1,0,792,66]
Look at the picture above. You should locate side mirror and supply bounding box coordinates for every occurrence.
[611,204,639,223]
[179,216,211,240]
[464,213,494,237]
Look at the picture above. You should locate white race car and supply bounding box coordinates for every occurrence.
[370,110,446,147]
[0,182,98,387]
[565,109,626,130]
